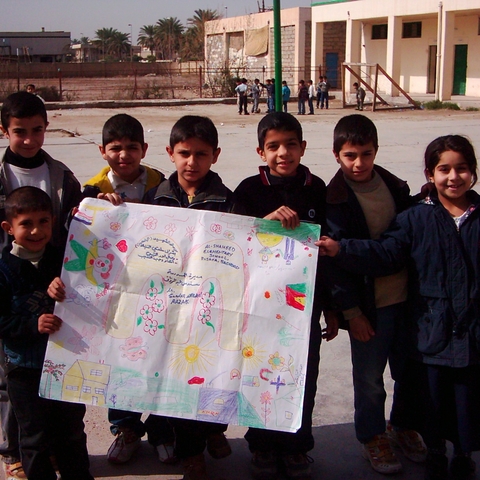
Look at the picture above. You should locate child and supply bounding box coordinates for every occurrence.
[316,76,323,109]
[319,76,330,110]
[307,80,315,115]
[0,186,93,480]
[251,78,262,114]
[234,112,338,480]
[143,115,239,480]
[353,82,366,111]
[297,80,308,115]
[235,78,250,115]
[0,91,82,479]
[25,84,45,103]
[319,135,480,480]
[83,113,176,465]
[282,80,291,113]
[321,114,426,475]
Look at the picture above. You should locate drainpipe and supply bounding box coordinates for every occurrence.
[435,1,443,101]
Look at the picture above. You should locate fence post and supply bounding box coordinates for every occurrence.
[58,68,63,101]
[199,66,203,98]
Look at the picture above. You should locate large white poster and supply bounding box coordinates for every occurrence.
[41,198,320,432]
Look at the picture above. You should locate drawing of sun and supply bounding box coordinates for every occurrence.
[169,331,217,379]
[240,336,266,371]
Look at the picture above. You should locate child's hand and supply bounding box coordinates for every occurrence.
[38,314,62,334]
[48,277,66,302]
[97,192,124,205]
[349,314,375,342]
[316,236,340,257]
[264,206,300,230]
[322,310,339,341]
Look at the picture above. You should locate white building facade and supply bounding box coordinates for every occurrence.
[311,0,480,99]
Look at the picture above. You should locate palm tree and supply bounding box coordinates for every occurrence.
[182,9,219,61]
[93,27,130,60]
[155,17,184,60]
[138,24,158,57]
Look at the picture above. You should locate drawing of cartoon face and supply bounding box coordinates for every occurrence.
[91,254,115,279]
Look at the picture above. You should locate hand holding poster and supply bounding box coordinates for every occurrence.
[41,198,320,432]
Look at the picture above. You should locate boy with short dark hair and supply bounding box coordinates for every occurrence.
[83,113,176,466]
[324,114,426,474]
[0,91,82,479]
[234,112,337,480]
[0,186,93,480]
[353,82,366,110]
[143,115,239,480]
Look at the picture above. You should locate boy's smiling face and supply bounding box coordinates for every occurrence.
[167,138,220,195]
[334,141,377,183]
[99,137,148,184]
[1,115,47,158]
[257,129,306,177]
[2,210,52,253]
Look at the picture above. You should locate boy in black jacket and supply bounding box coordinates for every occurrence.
[234,112,337,480]
[0,186,92,480]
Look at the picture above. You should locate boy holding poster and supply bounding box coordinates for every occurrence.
[234,112,337,480]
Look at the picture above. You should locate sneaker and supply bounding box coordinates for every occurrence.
[206,432,231,459]
[450,455,476,480]
[3,462,27,480]
[155,442,179,464]
[362,433,403,474]
[251,451,278,480]
[183,453,208,480]
[386,422,427,463]
[107,428,142,464]
[425,451,448,480]
[282,453,313,480]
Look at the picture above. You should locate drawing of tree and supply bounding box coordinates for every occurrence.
[259,391,272,426]
[42,360,66,397]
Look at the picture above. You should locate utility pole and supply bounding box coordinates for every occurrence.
[273,0,282,111]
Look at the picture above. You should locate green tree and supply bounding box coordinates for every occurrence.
[181,9,219,61]
[155,17,184,60]
[138,24,158,57]
[93,27,130,60]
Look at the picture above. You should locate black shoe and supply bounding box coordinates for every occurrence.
[451,455,476,480]
[425,452,448,480]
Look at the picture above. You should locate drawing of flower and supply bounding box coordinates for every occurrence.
[110,222,121,232]
[152,298,165,313]
[140,305,153,321]
[260,391,273,405]
[144,319,158,336]
[210,223,222,234]
[145,287,158,301]
[165,223,176,235]
[198,309,211,325]
[268,351,285,370]
[200,292,216,308]
[143,216,157,230]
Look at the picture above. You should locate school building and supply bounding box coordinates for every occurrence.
[205,0,480,100]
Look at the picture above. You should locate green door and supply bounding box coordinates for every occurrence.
[452,44,467,95]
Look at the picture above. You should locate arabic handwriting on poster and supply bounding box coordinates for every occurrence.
[41,198,320,432]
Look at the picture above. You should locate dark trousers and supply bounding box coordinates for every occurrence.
[7,367,93,480]
[108,408,174,446]
[244,317,321,454]
[169,418,227,458]
[320,91,329,109]
[238,95,248,114]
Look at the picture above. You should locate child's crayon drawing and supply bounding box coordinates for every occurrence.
[41,198,320,432]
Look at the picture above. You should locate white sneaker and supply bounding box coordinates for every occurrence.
[107,429,141,464]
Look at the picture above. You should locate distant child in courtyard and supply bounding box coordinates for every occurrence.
[0,186,93,480]
[319,76,330,110]
[281,80,291,113]
[235,78,250,115]
[353,82,366,111]
[297,80,308,115]
[25,84,45,103]
[143,115,242,480]
[320,114,426,475]
[307,79,315,115]
[318,134,480,480]
[0,91,82,480]
[83,113,177,465]
[251,78,262,114]
[234,111,338,480]
[316,76,324,109]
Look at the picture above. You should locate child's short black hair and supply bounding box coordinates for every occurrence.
[424,135,478,187]
[169,115,218,151]
[257,112,303,150]
[4,186,53,222]
[333,114,378,154]
[102,113,145,147]
[1,91,47,130]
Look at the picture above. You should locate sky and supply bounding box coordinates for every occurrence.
[1,0,311,42]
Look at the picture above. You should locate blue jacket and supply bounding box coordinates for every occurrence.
[335,189,480,368]
[325,165,412,329]
[0,244,63,371]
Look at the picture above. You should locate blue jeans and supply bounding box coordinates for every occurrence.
[350,302,412,443]
[267,96,274,113]
[297,99,305,114]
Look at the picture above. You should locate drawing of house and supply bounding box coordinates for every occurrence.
[62,360,110,406]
